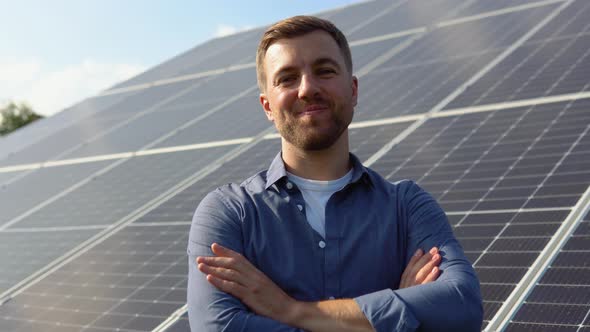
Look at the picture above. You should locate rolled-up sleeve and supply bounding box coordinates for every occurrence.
[354,181,483,332]
[187,189,304,332]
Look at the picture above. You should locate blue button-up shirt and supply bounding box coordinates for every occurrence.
[188,152,483,331]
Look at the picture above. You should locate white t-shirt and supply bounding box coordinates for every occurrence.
[286,169,353,239]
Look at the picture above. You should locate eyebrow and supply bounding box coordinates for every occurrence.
[314,57,341,70]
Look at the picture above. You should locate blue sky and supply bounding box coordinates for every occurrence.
[1,0,360,116]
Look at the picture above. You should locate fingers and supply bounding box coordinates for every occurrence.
[414,250,441,284]
[211,243,240,258]
[400,247,441,288]
[410,247,436,282]
[197,243,259,288]
[196,243,244,269]
[206,274,246,297]
[198,262,248,287]
[400,248,423,288]
[422,266,440,284]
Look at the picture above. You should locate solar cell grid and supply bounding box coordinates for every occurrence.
[152,93,265,148]
[82,80,203,137]
[173,31,262,79]
[504,211,590,331]
[322,0,398,36]
[388,5,556,66]
[344,5,562,120]
[454,0,560,17]
[0,90,138,163]
[527,0,590,42]
[0,112,130,167]
[0,161,112,228]
[9,145,231,229]
[349,122,410,162]
[0,229,99,294]
[350,35,412,71]
[163,314,190,332]
[400,105,585,213]
[135,139,279,224]
[355,51,500,120]
[448,32,590,108]
[0,224,189,332]
[59,99,222,159]
[0,171,25,186]
[347,0,465,41]
[370,101,590,326]
[152,69,257,115]
[110,29,258,89]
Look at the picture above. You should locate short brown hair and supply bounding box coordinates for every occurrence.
[256,15,352,92]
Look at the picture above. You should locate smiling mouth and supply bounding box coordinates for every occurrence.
[299,105,329,116]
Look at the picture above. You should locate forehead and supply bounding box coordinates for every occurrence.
[264,30,344,73]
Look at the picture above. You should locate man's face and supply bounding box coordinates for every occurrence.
[259,30,358,151]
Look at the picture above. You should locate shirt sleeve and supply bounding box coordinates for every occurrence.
[187,189,305,332]
[354,181,484,332]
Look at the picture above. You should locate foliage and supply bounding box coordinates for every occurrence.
[0,102,44,136]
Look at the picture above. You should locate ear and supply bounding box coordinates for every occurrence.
[259,93,274,122]
[351,76,359,107]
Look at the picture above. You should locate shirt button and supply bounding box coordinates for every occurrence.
[319,241,326,248]
[297,204,303,211]
[286,182,293,190]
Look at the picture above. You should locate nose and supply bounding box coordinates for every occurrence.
[297,74,320,101]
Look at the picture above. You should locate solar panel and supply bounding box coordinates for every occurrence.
[0,171,26,187]
[9,146,233,229]
[1,1,590,331]
[0,224,189,332]
[110,29,263,89]
[61,98,222,159]
[347,0,467,41]
[320,0,399,35]
[447,0,590,109]
[454,0,557,17]
[370,100,590,328]
[503,211,590,330]
[0,161,112,227]
[0,113,131,167]
[0,90,138,162]
[0,229,100,294]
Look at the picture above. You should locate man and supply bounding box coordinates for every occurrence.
[188,16,483,331]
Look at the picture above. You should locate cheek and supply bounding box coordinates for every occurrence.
[273,91,297,111]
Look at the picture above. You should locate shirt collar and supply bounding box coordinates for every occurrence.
[265,151,373,190]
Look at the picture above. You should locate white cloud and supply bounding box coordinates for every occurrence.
[214,24,253,38]
[0,58,145,116]
[0,57,43,107]
[0,58,42,83]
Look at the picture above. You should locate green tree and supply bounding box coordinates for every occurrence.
[0,102,44,136]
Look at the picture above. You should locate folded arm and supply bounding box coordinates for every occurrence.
[354,181,483,332]
[187,190,304,331]
[197,243,441,332]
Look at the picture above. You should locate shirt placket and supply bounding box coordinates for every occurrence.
[285,179,332,300]
[323,191,342,300]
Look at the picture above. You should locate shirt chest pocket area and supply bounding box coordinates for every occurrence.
[242,199,323,301]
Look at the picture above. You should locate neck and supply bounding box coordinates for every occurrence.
[281,131,351,181]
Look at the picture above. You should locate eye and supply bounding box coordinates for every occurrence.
[317,67,337,76]
[277,75,297,86]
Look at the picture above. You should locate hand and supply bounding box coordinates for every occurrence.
[197,243,297,324]
[399,247,441,289]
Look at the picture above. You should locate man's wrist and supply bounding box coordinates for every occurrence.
[282,299,307,327]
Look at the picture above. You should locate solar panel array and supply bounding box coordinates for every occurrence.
[1,0,589,331]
